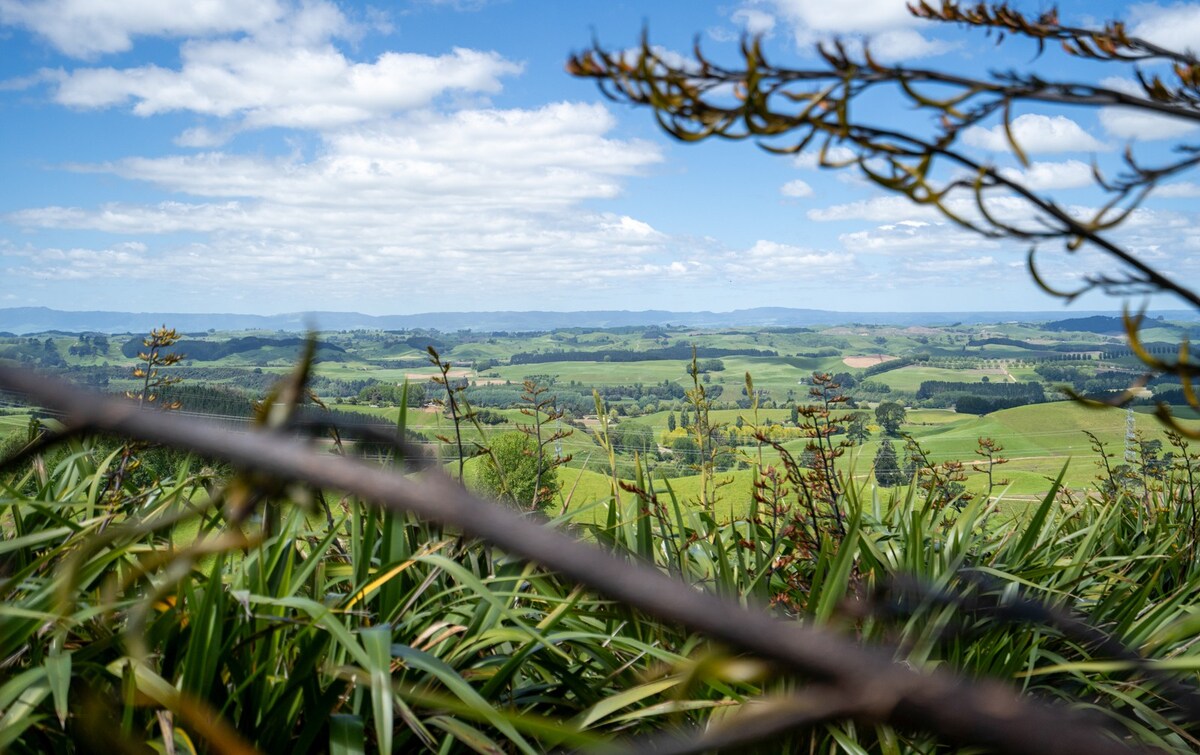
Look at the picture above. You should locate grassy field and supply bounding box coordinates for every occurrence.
[0,410,32,432]
[8,319,1196,514]
[332,396,1198,505]
[874,364,1012,392]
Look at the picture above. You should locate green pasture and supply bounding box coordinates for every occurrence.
[339,396,1197,502]
[27,320,1200,508]
[312,363,444,382]
[0,410,32,430]
[873,365,1012,392]
[905,408,962,425]
[491,359,685,386]
[869,401,1199,496]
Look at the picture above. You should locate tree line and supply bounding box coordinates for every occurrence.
[119,335,349,362]
[509,344,777,364]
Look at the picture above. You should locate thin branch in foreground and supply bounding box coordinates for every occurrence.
[884,572,1200,724]
[0,365,1148,755]
[588,686,857,755]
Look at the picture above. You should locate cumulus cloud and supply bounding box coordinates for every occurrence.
[998,160,1094,191]
[731,240,850,277]
[857,29,957,61]
[962,113,1107,153]
[772,0,919,35]
[173,126,233,148]
[1100,107,1199,139]
[0,0,286,57]
[3,102,680,300]
[1129,2,1200,56]
[1154,182,1200,198]
[732,7,776,36]
[808,191,1180,244]
[905,256,996,273]
[808,195,942,223]
[839,219,1000,256]
[815,191,1200,294]
[793,144,857,169]
[711,0,953,60]
[751,0,954,60]
[15,1,522,136]
[1096,76,1199,140]
[51,30,522,131]
[2,240,153,280]
[780,179,813,197]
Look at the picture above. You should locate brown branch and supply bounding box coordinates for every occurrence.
[885,572,1200,724]
[0,364,1150,755]
[589,686,857,755]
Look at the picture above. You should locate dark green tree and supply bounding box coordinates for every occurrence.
[873,440,904,488]
[611,422,656,458]
[875,402,907,437]
[670,434,700,465]
[477,431,561,510]
[847,412,871,445]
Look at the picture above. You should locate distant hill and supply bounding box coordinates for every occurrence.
[1040,315,1177,334]
[2,306,1198,335]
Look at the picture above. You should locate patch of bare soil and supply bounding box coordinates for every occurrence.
[843,355,896,368]
[403,369,472,380]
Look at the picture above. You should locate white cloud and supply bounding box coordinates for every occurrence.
[619,45,700,75]
[859,29,957,61]
[733,240,848,276]
[52,37,522,131]
[761,0,952,60]
[905,256,996,273]
[780,179,813,197]
[1155,182,1200,198]
[4,102,676,297]
[1129,3,1200,55]
[3,241,152,280]
[1099,106,1198,139]
[605,215,663,240]
[732,8,776,36]
[1094,76,1199,140]
[961,113,1107,153]
[21,1,522,136]
[840,219,999,255]
[173,126,232,148]
[998,159,1094,191]
[809,192,1163,238]
[808,195,941,223]
[771,0,917,34]
[0,0,287,58]
[793,144,857,169]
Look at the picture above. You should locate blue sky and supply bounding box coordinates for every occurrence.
[1,0,1199,316]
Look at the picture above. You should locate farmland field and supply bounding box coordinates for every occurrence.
[874,365,1013,392]
[1,315,1194,507]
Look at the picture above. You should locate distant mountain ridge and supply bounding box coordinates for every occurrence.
[2,306,1197,335]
